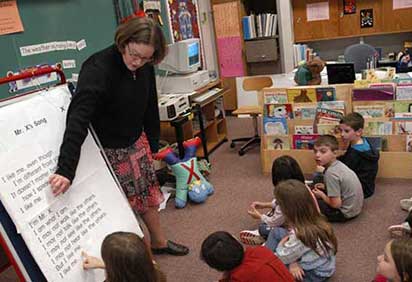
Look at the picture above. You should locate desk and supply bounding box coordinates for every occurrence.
[160,81,229,160]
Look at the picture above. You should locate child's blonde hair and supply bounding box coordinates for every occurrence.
[391,239,412,282]
[314,135,339,152]
[274,180,337,256]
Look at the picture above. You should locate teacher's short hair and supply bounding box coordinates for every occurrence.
[115,17,167,64]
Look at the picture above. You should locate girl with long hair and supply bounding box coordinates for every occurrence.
[265,179,337,282]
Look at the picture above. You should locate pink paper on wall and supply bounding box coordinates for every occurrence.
[217,36,245,77]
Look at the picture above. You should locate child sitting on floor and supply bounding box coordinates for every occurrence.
[82,231,166,282]
[339,112,379,198]
[240,155,318,245]
[374,239,412,282]
[312,135,364,222]
[265,179,337,281]
[201,231,294,282]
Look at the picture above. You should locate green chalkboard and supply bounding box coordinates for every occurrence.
[0,0,117,99]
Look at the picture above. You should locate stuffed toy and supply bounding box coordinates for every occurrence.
[294,57,325,85]
[155,137,214,208]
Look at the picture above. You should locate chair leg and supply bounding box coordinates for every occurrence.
[238,136,260,156]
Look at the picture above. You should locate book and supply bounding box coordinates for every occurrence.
[264,92,288,104]
[394,101,412,118]
[406,135,412,152]
[293,103,317,120]
[292,134,319,150]
[294,125,314,135]
[313,108,344,133]
[317,101,345,113]
[317,124,341,135]
[394,121,412,135]
[263,117,288,135]
[396,84,412,100]
[266,135,290,150]
[316,87,336,102]
[353,104,386,118]
[265,103,293,119]
[353,102,394,118]
[352,88,394,101]
[287,88,317,103]
[364,121,393,135]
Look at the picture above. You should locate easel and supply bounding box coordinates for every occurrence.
[0,66,66,282]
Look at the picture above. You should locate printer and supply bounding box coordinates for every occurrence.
[157,70,210,94]
[158,94,190,121]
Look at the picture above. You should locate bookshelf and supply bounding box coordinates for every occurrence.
[259,83,412,179]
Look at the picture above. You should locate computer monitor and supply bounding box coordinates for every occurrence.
[326,63,356,84]
[158,38,201,74]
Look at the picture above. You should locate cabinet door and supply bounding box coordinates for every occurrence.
[382,1,412,33]
[338,0,382,37]
[292,0,339,42]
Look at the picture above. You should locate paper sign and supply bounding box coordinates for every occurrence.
[76,39,87,51]
[0,0,23,35]
[62,60,76,69]
[71,73,79,82]
[217,36,244,77]
[393,0,412,9]
[306,2,330,21]
[20,41,79,57]
[0,85,142,281]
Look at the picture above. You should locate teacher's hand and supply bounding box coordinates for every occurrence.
[48,174,71,196]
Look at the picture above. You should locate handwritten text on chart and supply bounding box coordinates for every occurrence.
[27,194,107,279]
[0,150,56,214]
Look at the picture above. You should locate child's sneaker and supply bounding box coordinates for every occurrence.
[239,230,265,245]
[388,222,411,238]
[400,198,412,211]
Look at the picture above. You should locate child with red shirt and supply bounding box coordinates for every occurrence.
[201,231,293,282]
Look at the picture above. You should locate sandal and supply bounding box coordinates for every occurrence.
[151,240,189,256]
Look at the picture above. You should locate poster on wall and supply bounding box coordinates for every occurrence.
[343,0,356,14]
[167,0,200,43]
[0,0,24,35]
[393,0,412,10]
[217,36,244,77]
[360,9,373,28]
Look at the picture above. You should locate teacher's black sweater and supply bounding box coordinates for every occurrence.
[56,45,160,182]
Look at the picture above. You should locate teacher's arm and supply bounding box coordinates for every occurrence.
[50,62,106,196]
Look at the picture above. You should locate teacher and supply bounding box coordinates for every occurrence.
[49,16,189,256]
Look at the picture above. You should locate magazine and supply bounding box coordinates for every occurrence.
[292,134,319,150]
[266,135,291,150]
[266,103,293,119]
[263,117,288,135]
[287,88,317,103]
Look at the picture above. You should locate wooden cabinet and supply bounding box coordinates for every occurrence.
[382,1,412,33]
[292,0,340,42]
[160,81,228,159]
[293,0,412,43]
[338,0,382,37]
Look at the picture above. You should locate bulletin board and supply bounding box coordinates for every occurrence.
[0,0,117,99]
